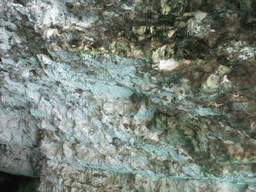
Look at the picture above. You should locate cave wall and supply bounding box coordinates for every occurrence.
[0,0,256,191]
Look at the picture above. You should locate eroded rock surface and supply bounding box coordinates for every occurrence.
[0,0,256,191]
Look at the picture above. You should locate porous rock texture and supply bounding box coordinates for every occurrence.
[0,0,256,191]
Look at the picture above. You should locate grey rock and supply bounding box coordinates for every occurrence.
[0,0,256,191]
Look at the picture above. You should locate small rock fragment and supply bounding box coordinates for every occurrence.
[155,58,179,72]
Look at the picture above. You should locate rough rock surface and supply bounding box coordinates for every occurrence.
[0,0,256,191]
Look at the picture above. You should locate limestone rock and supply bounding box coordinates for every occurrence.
[0,0,256,191]
[187,11,219,47]
[154,58,179,72]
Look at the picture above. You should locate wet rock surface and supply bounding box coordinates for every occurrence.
[0,0,256,191]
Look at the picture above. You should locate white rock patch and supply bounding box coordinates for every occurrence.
[155,58,179,72]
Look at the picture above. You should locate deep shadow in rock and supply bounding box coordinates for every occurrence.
[0,171,39,192]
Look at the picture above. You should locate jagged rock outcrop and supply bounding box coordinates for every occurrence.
[0,0,256,191]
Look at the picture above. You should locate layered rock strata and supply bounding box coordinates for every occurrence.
[0,0,256,191]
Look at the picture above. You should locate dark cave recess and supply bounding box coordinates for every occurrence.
[0,171,39,192]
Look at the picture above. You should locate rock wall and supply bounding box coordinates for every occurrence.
[0,0,256,191]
